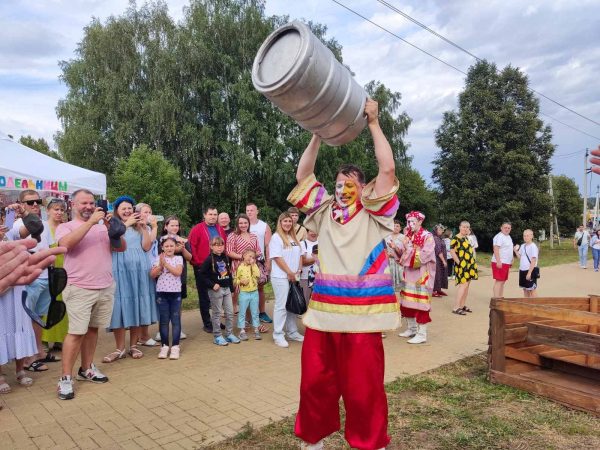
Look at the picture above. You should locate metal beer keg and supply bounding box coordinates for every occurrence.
[252,21,367,146]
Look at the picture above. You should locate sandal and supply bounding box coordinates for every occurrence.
[16,371,33,386]
[24,361,48,372]
[37,353,61,363]
[102,349,126,363]
[128,346,144,359]
[258,324,270,333]
[136,338,158,347]
[462,306,473,313]
[452,308,467,315]
[0,375,11,394]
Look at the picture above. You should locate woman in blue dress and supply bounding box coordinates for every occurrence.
[103,196,156,363]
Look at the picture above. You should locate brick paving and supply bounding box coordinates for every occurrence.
[0,261,596,449]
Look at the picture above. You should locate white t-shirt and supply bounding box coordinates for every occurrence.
[13,218,52,279]
[444,238,452,258]
[491,232,514,264]
[519,243,539,271]
[249,219,267,255]
[575,230,590,245]
[300,239,318,279]
[269,233,301,279]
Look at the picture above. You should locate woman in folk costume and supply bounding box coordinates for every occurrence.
[398,211,436,344]
[288,99,399,450]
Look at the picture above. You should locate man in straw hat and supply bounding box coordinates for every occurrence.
[288,99,399,450]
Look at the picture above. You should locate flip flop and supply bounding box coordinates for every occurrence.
[38,353,61,363]
[258,324,270,333]
[24,361,48,372]
[452,308,467,316]
[462,306,473,313]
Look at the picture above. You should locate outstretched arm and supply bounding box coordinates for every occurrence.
[296,134,321,183]
[365,99,396,197]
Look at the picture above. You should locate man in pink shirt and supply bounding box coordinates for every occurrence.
[55,189,126,400]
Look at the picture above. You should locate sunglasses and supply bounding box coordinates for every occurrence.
[22,199,44,206]
[46,197,66,208]
[22,266,68,329]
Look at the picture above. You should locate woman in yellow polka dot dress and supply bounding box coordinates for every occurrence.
[449,221,478,315]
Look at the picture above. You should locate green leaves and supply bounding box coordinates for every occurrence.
[433,61,555,248]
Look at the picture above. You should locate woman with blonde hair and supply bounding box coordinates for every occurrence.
[450,221,478,315]
[269,212,303,348]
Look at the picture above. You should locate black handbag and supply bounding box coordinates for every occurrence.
[286,281,308,315]
[523,245,540,279]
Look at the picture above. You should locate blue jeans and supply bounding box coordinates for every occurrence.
[592,247,600,270]
[156,292,182,346]
[238,290,259,330]
[579,244,589,267]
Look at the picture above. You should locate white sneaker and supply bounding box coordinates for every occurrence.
[180,331,187,339]
[154,332,161,341]
[301,440,324,450]
[287,332,304,342]
[158,345,169,359]
[407,324,427,344]
[274,337,289,348]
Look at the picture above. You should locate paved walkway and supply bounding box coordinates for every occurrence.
[1,261,597,449]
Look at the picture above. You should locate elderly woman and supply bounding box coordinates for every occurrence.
[103,196,157,362]
[432,224,448,297]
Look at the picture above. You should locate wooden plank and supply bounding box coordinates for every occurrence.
[538,349,578,358]
[493,297,590,306]
[505,314,545,325]
[527,323,600,357]
[504,326,528,344]
[588,296,600,366]
[505,346,542,366]
[492,299,600,327]
[490,370,600,415]
[539,358,600,381]
[521,370,600,396]
[504,359,538,374]
[489,309,506,372]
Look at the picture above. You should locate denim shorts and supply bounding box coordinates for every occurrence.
[26,278,51,317]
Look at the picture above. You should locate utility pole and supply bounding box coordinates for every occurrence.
[583,148,589,228]
[548,174,560,248]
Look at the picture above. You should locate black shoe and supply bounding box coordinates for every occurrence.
[203,325,213,333]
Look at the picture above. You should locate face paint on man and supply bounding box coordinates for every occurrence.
[335,180,359,207]
[407,217,421,232]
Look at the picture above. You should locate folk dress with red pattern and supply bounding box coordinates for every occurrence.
[287,173,399,450]
[398,230,436,324]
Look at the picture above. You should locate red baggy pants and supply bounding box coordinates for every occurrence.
[294,328,390,450]
[400,305,431,324]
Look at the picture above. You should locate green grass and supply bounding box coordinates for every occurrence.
[475,240,586,270]
[205,354,600,450]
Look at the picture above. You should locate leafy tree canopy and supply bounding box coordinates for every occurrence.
[19,135,62,160]
[108,145,191,226]
[56,0,431,226]
[551,175,582,234]
[432,60,554,250]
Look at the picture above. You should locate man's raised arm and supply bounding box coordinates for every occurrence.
[366,99,396,197]
[296,134,322,183]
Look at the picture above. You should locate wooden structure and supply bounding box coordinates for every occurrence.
[488,296,600,415]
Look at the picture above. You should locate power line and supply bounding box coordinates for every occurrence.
[375,0,600,128]
[330,0,600,141]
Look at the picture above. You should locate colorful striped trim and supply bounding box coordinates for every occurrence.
[311,272,396,307]
[311,292,397,306]
[359,240,389,275]
[365,195,400,217]
[287,174,329,214]
[309,300,399,315]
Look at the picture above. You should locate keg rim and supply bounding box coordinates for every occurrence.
[252,20,311,91]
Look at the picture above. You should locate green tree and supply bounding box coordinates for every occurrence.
[19,135,62,160]
[551,175,582,233]
[432,60,554,250]
[108,145,191,226]
[56,0,423,224]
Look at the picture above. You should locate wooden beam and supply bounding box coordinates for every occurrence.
[526,323,600,357]
[587,295,599,366]
[490,370,600,416]
[493,297,590,306]
[491,299,600,327]
[489,309,506,372]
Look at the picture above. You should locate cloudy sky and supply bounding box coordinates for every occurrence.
[1,0,599,193]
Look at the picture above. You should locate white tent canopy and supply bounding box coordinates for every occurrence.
[0,132,106,195]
